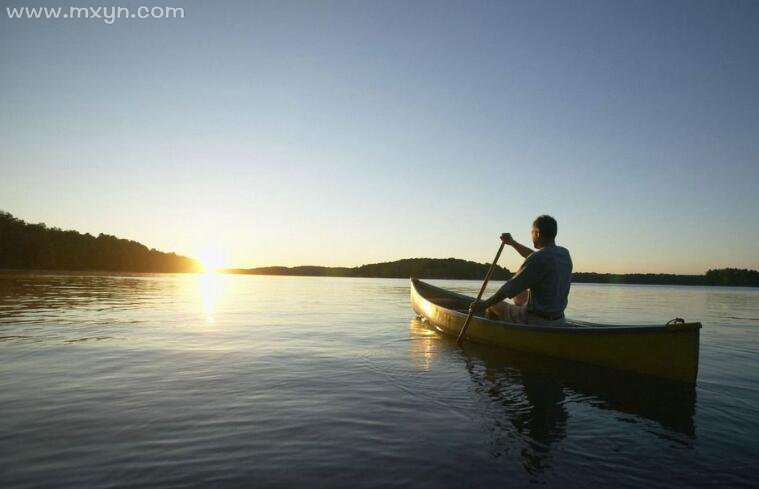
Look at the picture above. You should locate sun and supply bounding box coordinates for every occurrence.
[197,248,227,273]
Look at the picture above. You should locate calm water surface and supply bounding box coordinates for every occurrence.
[1,273,758,488]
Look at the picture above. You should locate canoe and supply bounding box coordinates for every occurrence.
[410,278,701,383]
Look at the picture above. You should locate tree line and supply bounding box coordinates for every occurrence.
[2,211,756,286]
[0,211,199,272]
[571,270,759,287]
[230,261,758,286]
[225,258,512,280]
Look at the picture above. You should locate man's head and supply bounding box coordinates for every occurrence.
[531,215,557,248]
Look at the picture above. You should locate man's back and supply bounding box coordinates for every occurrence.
[525,245,572,317]
[475,216,572,324]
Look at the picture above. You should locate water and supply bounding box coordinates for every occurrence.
[1,273,757,488]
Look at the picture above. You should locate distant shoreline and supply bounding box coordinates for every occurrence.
[2,212,757,287]
[221,264,759,288]
[2,268,758,288]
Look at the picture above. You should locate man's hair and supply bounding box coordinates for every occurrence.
[533,215,558,240]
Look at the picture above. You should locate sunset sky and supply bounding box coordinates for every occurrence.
[2,0,758,274]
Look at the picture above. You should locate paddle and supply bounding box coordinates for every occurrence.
[456,240,506,346]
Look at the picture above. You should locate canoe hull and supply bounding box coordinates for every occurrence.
[411,278,700,383]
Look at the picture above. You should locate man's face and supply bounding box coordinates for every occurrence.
[531,226,540,248]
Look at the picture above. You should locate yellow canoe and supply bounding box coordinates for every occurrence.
[410,278,701,383]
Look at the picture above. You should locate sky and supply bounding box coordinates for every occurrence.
[1,0,758,274]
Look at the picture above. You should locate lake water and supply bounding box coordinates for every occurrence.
[1,273,758,488]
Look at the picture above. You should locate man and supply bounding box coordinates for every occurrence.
[470,215,572,325]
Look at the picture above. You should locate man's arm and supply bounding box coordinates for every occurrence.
[471,255,543,311]
[501,233,533,259]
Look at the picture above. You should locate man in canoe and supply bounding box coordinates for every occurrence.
[470,215,572,325]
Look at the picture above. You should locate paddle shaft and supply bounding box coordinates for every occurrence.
[456,241,506,345]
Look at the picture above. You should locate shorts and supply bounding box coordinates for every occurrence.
[486,301,527,323]
[486,301,566,326]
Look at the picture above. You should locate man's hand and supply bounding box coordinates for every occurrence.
[469,300,488,314]
[502,232,534,258]
[500,233,515,246]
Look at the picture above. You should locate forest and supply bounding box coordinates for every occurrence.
[2,211,756,286]
[229,260,758,286]
[0,211,199,273]
[227,258,512,280]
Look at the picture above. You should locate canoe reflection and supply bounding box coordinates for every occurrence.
[410,318,696,475]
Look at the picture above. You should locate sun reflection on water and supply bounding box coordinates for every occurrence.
[199,272,226,325]
[409,319,439,371]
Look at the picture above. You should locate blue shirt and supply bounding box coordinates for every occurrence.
[493,245,573,316]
